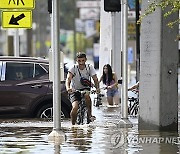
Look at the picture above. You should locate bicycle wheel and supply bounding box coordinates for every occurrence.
[93,98,98,107]
[77,105,87,125]
[128,106,131,114]
[134,104,139,115]
[128,101,135,115]
[82,108,89,124]
[132,99,139,116]
[96,95,102,107]
[128,100,133,115]
[130,103,139,116]
[77,97,90,125]
[95,98,100,107]
[76,109,81,125]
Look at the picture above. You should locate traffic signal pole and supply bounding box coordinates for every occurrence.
[48,0,65,142]
[121,0,128,119]
[135,0,140,82]
[111,12,115,66]
[117,0,132,128]
[103,0,130,125]
[111,12,121,78]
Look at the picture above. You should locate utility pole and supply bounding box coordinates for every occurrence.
[121,0,128,119]
[111,12,121,80]
[7,36,14,56]
[102,0,121,81]
[117,0,132,128]
[27,29,32,56]
[14,29,20,57]
[135,0,140,81]
[73,0,77,62]
[48,0,65,142]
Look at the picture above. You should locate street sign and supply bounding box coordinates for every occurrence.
[2,11,32,28]
[0,0,35,9]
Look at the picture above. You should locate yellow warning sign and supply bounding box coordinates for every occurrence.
[2,11,32,28]
[0,0,35,9]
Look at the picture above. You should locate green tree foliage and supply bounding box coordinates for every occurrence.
[138,0,180,28]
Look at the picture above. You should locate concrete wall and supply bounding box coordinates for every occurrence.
[139,1,179,131]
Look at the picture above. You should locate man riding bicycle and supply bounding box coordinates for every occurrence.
[65,52,100,125]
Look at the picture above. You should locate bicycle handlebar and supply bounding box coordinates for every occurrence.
[69,86,107,95]
[75,86,107,94]
[128,97,138,101]
[74,89,96,95]
[128,89,139,93]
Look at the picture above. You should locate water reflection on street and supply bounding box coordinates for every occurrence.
[0,103,180,154]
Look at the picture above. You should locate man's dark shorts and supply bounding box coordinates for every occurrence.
[69,91,81,103]
[68,88,90,103]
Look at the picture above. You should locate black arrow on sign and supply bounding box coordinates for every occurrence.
[9,13,25,25]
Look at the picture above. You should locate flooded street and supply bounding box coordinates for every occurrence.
[0,103,129,154]
[1,71,180,154]
[1,101,180,154]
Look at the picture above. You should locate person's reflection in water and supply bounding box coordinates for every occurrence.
[69,127,93,151]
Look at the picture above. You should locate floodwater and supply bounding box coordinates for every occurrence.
[1,71,180,154]
[0,101,180,154]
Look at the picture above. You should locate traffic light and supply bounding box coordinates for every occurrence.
[48,0,52,14]
[104,0,121,12]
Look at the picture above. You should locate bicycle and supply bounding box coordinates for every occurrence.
[128,90,139,116]
[93,87,107,107]
[93,83,123,107]
[93,93,104,107]
[75,89,96,125]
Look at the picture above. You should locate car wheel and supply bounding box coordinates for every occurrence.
[36,104,68,120]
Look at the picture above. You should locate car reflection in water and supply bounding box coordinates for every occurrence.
[0,56,72,120]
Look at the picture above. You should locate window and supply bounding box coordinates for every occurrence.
[1,62,6,81]
[0,61,2,80]
[35,64,47,77]
[6,62,34,81]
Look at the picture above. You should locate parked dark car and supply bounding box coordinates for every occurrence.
[0,56,72,119]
